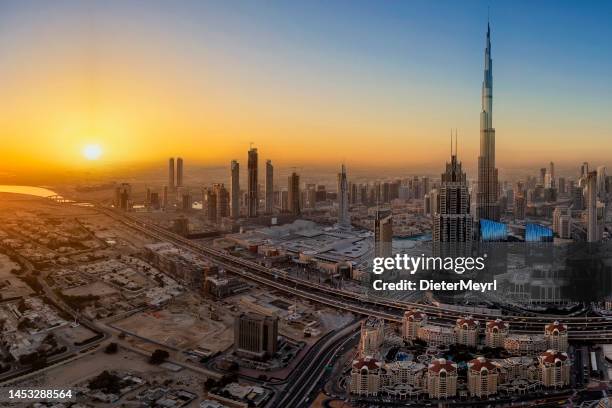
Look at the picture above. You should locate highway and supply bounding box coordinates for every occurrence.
[97,206,612,341]
[274,322,361,408]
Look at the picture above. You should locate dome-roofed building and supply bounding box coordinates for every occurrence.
[402,309,427,340]
[467,356,499,397]
[350,356,383,396]
[455,316,480,347]
[538,350,570,388]
[427,358,458,399]
[485,319,509,348]
[544,321,568,352]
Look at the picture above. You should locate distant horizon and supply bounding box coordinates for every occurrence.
[0,157,602,187]
[2,1,612,177]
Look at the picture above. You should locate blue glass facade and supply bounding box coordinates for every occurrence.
[480,219,508,241]
[525,223,553,242]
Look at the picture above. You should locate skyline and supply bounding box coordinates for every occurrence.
[2,1,612,179]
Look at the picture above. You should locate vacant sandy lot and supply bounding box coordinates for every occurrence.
[114,307,233,352]
[63,280,118,297]
[55,324,99,344]
[0,253,32,298]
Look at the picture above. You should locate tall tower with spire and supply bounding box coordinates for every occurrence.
[476,22,500,221]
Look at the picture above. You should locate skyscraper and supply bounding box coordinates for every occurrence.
[168,158,175,191]
[374,208,393,258]
[203,187,217,223]
[288,172,300,215]
[247,147,258,217]
[581,162,589,178]
[476,23,500,221]
[230,160,240,219]
[514,194,526,220]
[548,161,555,188]
[597,165,607,200]
[114,183,131,211]
[553,206,572,239]
[539,168,547,187]
[337,164,350,228]
[265,160,274,214]
[571,185,584,210]
[213,183,229,223]
[558,177,566,195]
[587,171,599,242]
[176,157,184,187]
[433,134,473,243]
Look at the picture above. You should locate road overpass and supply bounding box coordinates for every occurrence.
[97,206,612,341]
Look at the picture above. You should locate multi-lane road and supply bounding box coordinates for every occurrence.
[98,206,612,341]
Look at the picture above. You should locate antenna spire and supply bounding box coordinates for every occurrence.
[455,129,458,157]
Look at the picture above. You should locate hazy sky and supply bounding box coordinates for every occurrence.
[1,0,612,179]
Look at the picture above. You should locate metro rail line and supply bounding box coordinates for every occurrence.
[97,206,612,341]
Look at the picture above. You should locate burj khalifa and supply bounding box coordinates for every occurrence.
[476,23,500,221]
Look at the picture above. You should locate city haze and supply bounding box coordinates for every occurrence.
[2,0,612,181]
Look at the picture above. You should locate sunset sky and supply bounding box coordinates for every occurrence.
[2,0,612,179]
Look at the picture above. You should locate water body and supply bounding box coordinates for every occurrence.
[0,185,60,198]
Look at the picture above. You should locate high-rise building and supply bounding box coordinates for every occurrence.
[279,189,288,211]
[571,185,584,210]
[427,359,458,399]
[163,186,168,211]
[265,160,273,214]
[234,312,278,360]
[539,167,547,187]
[558,177,566,195]
[581,162,590,179]
[476,23,500,221]
[359,319,384,358]
[146,188,151,209]
[548,161,555,188]
[467,357,499,398]
[337,164,350,228]
[374,208,393,258]
[168,158,175,191]
[402,310,427,341]
[149,192,160,210]
[114,183,131,211]
[544,321,568,352]
[433,135,472,243]
[552,206,572,239]
[485,319,509,348]
[430,188,440,215]
[455,316,479,347]
[423,193,432,216]
[176,157,184,187]
[247,147,258,217]
[349,357,383,397]
[349,182,358,205]
[230,160,240,219]
[287,172,300,215]
[538,350,570,388]
[305,184,317,209]
[587,171,599,242]
[181,192,191,211]
[173,216,189,236]
[597,165,607,199]
[213,183,229,223]
[203,188,217,223]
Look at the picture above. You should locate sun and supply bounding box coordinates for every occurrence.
[83,144,103,160]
